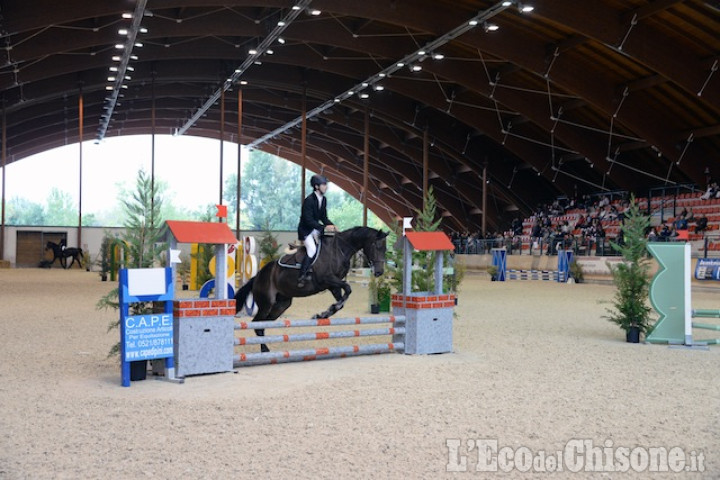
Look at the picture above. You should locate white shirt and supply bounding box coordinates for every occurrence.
[314,190,324,208]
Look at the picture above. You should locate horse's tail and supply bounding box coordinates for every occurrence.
[234,277,255,314]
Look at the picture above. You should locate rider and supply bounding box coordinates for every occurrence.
[297,174,336,287]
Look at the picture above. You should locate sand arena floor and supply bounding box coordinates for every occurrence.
[0,268,718,479]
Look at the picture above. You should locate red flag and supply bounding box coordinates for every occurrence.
[216,204,228,218]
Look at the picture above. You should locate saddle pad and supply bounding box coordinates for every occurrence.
[277,250,302,269]
[277,240,323,269]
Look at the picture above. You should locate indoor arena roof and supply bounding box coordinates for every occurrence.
[1,1,718,230]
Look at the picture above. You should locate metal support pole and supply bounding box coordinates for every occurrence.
[301,87,307,202]
[236,89,242,237]
[423,129,429,205]
[1,104,5,261]
[363,106,369,227]
[78,88,83,248]
[150,73,156,226]
[219,89,225,213]
[482,164,487,236]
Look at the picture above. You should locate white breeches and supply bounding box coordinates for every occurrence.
[304,229,320,258]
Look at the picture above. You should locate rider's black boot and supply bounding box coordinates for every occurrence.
[297,255,312,288]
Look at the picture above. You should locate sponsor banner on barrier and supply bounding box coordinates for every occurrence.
[695,258,720,281]
[575,257,624,275]
[124,313,174,361]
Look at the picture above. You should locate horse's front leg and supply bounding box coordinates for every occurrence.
[313,281,352,319]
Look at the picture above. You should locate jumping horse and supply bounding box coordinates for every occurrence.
[45,240,84,269]
[235,226,389,352]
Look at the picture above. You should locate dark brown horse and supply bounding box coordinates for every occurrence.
[235,226,388,352]
[45,241,84,269]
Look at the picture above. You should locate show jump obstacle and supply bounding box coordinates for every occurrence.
[232,230,456,367]
[646,243,720,348]
[491,247,573,282]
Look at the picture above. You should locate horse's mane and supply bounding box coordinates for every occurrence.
[339,226,376,246]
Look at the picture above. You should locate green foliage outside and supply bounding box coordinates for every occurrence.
[223,150,387,232]
[6,188,99,226]
[605,195,654,336]
[8,149,387,231]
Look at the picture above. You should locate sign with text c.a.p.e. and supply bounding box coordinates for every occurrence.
[123,314,174,362]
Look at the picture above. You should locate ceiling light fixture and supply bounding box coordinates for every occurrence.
[176,0,312,135]
[249,0,517,148]
[518,3,534,12]
[98,0,147,141]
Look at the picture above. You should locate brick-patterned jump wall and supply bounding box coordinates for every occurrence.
[391,293,456,310]
[173,298,236,318]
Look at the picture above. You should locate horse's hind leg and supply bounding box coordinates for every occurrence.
[253,295,292,353]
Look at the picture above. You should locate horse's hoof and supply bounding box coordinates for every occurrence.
[260,345,269,353]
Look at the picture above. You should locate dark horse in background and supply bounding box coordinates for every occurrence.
[235,226,388,352]
[45,240,84,269]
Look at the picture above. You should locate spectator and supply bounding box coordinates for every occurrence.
[530,220,542,251]
[647,226,659,241]
[695,215,708,234]
[659,223,672,240]
[674,214,688,231]
[511,217,523,236]
[700,182,719,200]
[687,208,695,222]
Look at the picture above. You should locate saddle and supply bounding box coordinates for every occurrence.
[278,238,324,270]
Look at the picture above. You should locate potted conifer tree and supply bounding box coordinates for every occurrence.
[605,195,653,343]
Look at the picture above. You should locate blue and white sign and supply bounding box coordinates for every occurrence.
[694,258,720,281]
[123,313,174,362]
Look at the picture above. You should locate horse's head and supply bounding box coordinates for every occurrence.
[362,229,389,277]
[45,241,55,251]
